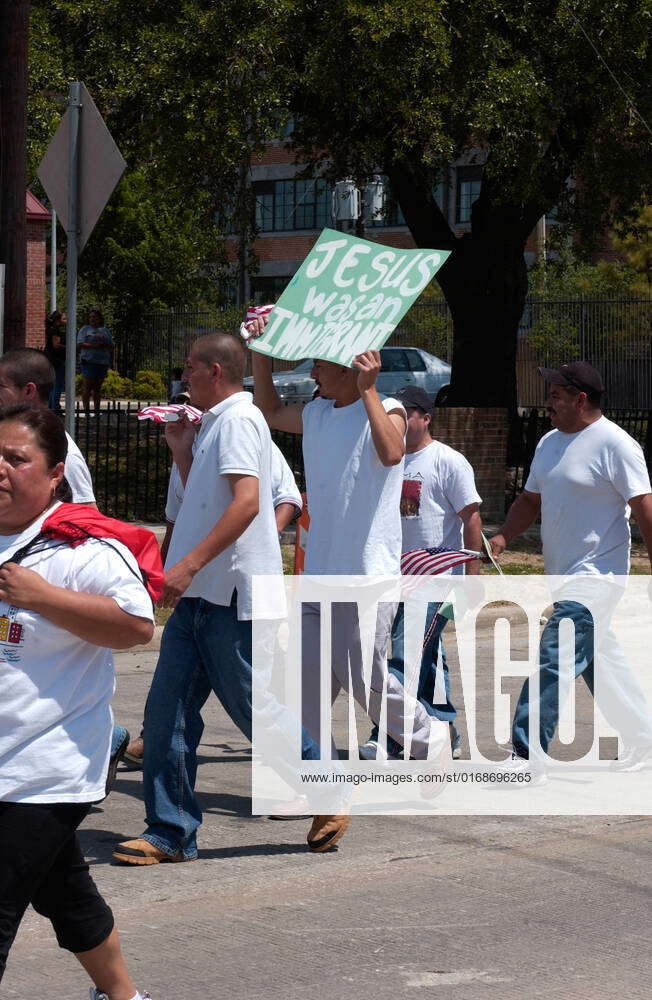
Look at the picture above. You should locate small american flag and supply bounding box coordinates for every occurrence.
[401,546,481,576]
[136,403,203,424]
[245,303,275,322]
[241,303,275,342]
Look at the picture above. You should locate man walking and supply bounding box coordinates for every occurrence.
[0,349,95,504]
[114,333,329,863]
[490,362,652,779]
[249,325,450,794]
[359,385,482,761]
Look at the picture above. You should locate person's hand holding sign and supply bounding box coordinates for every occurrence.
[352,350,382,394]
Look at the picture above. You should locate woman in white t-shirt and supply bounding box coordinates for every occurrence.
[0,404,154,1000]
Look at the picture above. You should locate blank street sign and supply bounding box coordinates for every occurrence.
[38,83,126,252]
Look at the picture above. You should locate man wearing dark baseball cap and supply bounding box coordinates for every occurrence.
[489,361,652,780]
[360,382,483,762]
[394,385,435,412]
[538,361,604,397]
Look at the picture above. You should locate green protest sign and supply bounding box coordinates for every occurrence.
[249,228,450,366]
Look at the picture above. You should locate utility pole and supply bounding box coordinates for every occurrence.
[0,0,29,349]
[65,82,82,438]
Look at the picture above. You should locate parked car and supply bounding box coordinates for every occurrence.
[243,346,451,405]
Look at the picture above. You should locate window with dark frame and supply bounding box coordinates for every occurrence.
[455,166,483,224]
[253,179,331,232]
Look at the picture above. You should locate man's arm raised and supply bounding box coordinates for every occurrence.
[246,316,303,435]
[354,350,405,467]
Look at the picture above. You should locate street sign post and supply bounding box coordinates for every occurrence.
[38,82,126,437]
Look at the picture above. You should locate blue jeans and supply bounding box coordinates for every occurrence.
[49,366,65,413]
[512,599,652,760]
[142,596,320,859]
[369,602,457,756]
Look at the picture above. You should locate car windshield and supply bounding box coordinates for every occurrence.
[291,359,314,373]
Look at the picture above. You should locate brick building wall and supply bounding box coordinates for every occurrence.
[430,407,508,522]
[25,192,50,349]
[26,220,47,348]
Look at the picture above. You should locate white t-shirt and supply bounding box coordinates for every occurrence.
[164,442,301,523]
[165,392,283,618]
[65,432,96,504]
[400,440,482,573]
[301,395,405,575]
[0,505,154,804]
[525,416,651,576]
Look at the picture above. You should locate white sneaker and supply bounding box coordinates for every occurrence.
[359,739,387,761]
[89,991,152,1000]
[495,752,548,787]
[610,742,652,773]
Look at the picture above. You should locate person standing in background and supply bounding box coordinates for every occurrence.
[44,310,66,414]
[77,309,113,417]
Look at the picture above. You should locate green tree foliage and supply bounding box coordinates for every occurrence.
[279,0,652,407]
[28,2,652,405]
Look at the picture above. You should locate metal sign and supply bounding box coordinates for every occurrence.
[37,82,126,252]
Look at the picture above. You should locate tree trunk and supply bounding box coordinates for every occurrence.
[437,233,528,411]
[387,160,530,413]
[0,0,29,349]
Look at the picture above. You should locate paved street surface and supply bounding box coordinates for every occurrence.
[7,619,652,1000]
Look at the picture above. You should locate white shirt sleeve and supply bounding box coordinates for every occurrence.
[64,539,154,622]
[444,453,482,513]
[607,437,652,501]
[64,435,96,504]
[215,413,261,478]
[270,443,302,510]
[164,463,184,523]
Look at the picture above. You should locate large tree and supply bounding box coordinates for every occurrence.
[28,2,652,405]
[0,0,29,349]
[280,0,652,408]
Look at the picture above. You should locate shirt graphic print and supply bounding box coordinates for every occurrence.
[400,475,424,518]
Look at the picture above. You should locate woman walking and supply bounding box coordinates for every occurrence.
[0,404,154,1000]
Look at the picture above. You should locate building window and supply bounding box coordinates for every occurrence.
[456,166,483,224]
[254,179,331,232]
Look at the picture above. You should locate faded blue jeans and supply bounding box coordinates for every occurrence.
[368,601,458,757]
[512,599,652,760]
[141,595,321,859]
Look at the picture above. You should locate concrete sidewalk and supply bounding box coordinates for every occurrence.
[7,636,652,999]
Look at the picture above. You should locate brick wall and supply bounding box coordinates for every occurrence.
[430,407,508,522]
[26,219,47,349]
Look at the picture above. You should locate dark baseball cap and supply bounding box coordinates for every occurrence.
[396,386,434,412]
[538,362,604,394]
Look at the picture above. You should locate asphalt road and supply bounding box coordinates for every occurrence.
[7,621,652,1000]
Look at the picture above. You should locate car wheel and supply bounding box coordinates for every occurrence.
[434,385,450,406]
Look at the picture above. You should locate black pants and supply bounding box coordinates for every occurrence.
[0,801,114,981]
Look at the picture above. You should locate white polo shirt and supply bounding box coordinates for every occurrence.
[164,441,301,523]
[165,392,283,619]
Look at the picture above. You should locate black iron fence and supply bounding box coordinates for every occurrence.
[73,399,651,522]
[70,401,306,522]
[122,296,652,407]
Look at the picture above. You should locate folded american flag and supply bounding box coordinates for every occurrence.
[241,303,275,342]
[401,546,481,576]
[245,304,274,322]
[136,403,202,424]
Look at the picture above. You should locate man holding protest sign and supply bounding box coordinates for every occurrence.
[247,317,451,785]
